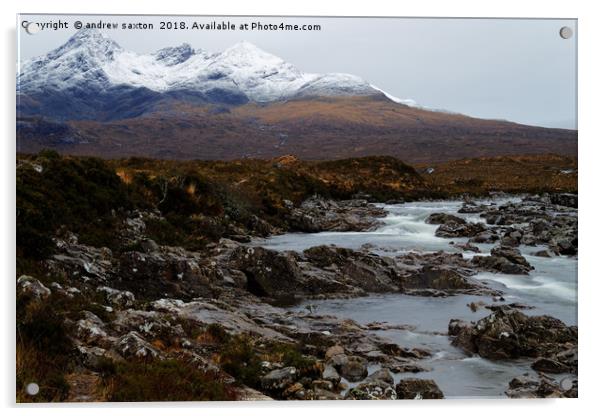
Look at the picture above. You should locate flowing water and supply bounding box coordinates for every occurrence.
[255,199,578,398]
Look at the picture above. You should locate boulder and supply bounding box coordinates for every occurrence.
[117,331,161,360]
[425,213,466,225]
[96,286,135,308]
[458,203,486,214]
[139,238,160,253]
[448,319,476,354]
[76,311,107,343]
[469,231,499,244]
[435,222,487,238]
[321,364,341,384]
[448,309,577,361]
[312,388,342,400]
[365,368,394,385]
[395,378,444,399]
[303,245,400,293]
[491,246,532,269]
[506,374,577,398]
[325,345,345,359]
[346,380,397,400]
[229,246,301,298]
[531,358,572,374]
[282,382,306,399]
[405,266,477,291]
[329,354,368,382]
[288,197,386,232]
[550,237,578,256]
[17,275,51,300]
[454,242,480,253]
[260,366,297,391]
[471,246,533,275]
[550,193,578,208]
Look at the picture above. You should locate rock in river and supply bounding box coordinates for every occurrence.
[449,309,577,365]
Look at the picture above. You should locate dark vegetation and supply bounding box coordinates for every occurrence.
[98,359,236,402]
[16,152,429,268]
[418,154,577,196]
[15,150,577,402]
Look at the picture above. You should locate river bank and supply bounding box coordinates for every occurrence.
[18,189,577,400]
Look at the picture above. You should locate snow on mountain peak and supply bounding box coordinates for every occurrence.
[48,28,122,61]
[19,30,414,105]
[154,43,196,66]
[219,41,282,65]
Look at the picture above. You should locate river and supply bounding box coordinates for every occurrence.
[255,199,578,398]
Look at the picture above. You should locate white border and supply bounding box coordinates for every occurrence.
[2,1,600,415]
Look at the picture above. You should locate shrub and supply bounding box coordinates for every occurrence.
[100,359,236,402]
[17,154,133,257]
[218,335,263,389]
[16,295,73,402]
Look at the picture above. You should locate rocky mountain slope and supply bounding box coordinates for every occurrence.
[17,30,577,162]
[17,29,381,120]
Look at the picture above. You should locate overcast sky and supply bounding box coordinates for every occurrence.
[18,15,577,129]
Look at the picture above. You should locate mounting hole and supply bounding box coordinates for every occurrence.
[559,377,573,391]
[559,26,573,39]
[25,382,40,396]
[25,22,40,35]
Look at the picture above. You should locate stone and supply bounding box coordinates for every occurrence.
[325,345,345,360]
[471,246,533,275]
[76,311,107,343]
[395,378,444,399]
[282,382,305,399]
[454,242,481,253]
[458,203,486,214]
[469,231,499,244]
[139,238,159,253]
[322,364,341,384]
[506,374,577,398]
[346,380,397,400]
[449,309,577,362]
[491,246,532,269]
[365,368,394,385]
[328,354,368,382]
[550,193,577,208]
[260,366,297,391]
[448,319,476,354]
[435,221,487,238]
[406,266,477,291]
[229,246,302,298]
[425,213,466,225]
[96,286,135,308]
[117,331,160,360]
[17,275,51,300]
[531,357,572,374]
[311,379,334,391]
[312,388,342,400]
[288,197,386,232]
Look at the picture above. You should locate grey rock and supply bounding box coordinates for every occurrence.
[260,366,297,391]
[395,378,444,399]
[17,275,51,300]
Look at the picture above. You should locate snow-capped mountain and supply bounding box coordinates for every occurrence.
[18,28,409,120]
[16,29,577,163]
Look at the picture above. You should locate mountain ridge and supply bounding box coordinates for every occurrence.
[17,29,577,163]
[18,28,386,119]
